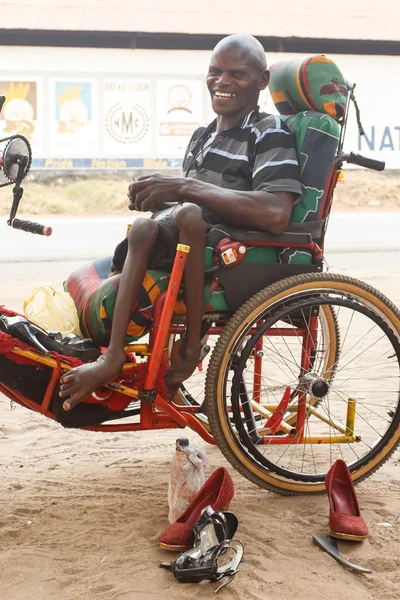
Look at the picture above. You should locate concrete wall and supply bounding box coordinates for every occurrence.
[1,46,399,170]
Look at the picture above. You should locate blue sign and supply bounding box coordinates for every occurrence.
[31,158,183,169]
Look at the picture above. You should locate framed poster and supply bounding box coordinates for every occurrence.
[103,79,151,156]
[0,80,43,154]
[50,80,97,155]
[156,80,203,156]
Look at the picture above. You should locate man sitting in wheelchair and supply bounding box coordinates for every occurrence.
[59,33,302,409]
[61,32,350,411]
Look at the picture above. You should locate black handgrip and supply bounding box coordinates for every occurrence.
[348,152,385,171]
[9,218,52,236]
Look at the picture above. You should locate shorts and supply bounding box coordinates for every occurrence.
[148,205,180,269]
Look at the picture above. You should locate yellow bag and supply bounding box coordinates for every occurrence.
[23,285,82,338]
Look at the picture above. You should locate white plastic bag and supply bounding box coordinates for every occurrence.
[168,441,208,523]
[23,284,82,338]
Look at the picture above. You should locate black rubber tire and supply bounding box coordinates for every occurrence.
[205,273,400,495]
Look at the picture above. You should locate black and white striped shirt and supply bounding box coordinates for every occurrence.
[182,107,302,225]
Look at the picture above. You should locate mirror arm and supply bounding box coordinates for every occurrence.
[8,156,28,223]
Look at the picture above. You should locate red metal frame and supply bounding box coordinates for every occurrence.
[255,313,319,444]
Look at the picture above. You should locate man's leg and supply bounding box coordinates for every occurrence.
[59,217,159,409]
[165,203,206,392]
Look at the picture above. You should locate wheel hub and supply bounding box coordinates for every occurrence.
[299,373,329,398]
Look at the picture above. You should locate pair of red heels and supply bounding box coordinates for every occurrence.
[159,467,235,551]
[326,460,368,541]
[158,460,368,552]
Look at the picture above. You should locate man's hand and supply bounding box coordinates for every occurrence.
[127,174,186,212]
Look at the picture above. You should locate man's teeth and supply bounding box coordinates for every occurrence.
[214,91,236,98]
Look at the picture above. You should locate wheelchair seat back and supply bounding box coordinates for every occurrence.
[269,54,347,258]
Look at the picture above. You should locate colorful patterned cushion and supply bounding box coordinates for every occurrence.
[269,55,348,120]
[65,256,230,345]
[269,56,344,264]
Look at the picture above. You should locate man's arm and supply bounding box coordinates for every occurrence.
[129,175,294,235]
[130,117,302,234]
[182,178,294,234]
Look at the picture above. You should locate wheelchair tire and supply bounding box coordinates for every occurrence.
[205,273,400,495]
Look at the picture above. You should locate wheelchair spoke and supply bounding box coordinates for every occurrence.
[263,336,301,380]
[317,398,360,460]
[324,393,346,462]
[335,332,387,375]
[327,383,392,433]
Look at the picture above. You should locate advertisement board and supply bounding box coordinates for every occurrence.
[156,79,202,156]
[0,79,43,155]
[1,48,398,169]
[50,80,97,155]
[103,79,151,156]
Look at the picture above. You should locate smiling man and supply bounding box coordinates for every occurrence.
[129,34,301,232]
[59,34,302,411]
[180,33,301,232]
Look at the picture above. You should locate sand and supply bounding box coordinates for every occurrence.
[1,252,400,600]
[1,405,400,600]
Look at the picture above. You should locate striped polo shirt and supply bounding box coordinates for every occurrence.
[182,107,302,225]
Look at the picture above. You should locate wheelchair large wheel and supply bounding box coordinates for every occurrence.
[205,273,400,495]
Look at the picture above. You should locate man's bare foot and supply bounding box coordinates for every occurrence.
[59,349,127,410]
[165,338,201,394]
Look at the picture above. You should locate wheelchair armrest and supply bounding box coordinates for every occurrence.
[229,219,324,245]
[230,230,312,245]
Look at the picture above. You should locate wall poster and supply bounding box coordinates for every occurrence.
[103,79,151,155]
[156,80,203,156]
[50,80,97,155]
[0,80,43,153]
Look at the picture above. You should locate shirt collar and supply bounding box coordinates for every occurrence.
[208,105,260,135]
[240,107,258,128]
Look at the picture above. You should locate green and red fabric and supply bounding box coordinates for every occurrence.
[276,110,340,264]
[65,255,231,346]
[269,55,344,264]
[269,55,348,120]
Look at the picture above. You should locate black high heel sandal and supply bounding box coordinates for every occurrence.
[160,506,244,593]
[0,314,101,361]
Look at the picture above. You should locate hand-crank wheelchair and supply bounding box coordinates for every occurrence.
[0,56,399,495]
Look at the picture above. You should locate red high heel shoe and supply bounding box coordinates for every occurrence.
[325,460,368,541]
[159,467,234,551]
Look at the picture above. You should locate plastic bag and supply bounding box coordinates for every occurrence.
[23,284,82,338]
[168,441,208,523]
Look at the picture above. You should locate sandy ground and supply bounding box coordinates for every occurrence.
[1,252,400,600]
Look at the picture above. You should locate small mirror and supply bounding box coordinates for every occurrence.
[0,135,32,186]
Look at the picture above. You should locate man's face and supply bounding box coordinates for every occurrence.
[206,47,269,119]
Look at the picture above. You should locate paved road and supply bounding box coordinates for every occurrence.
[1,212,400,263]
